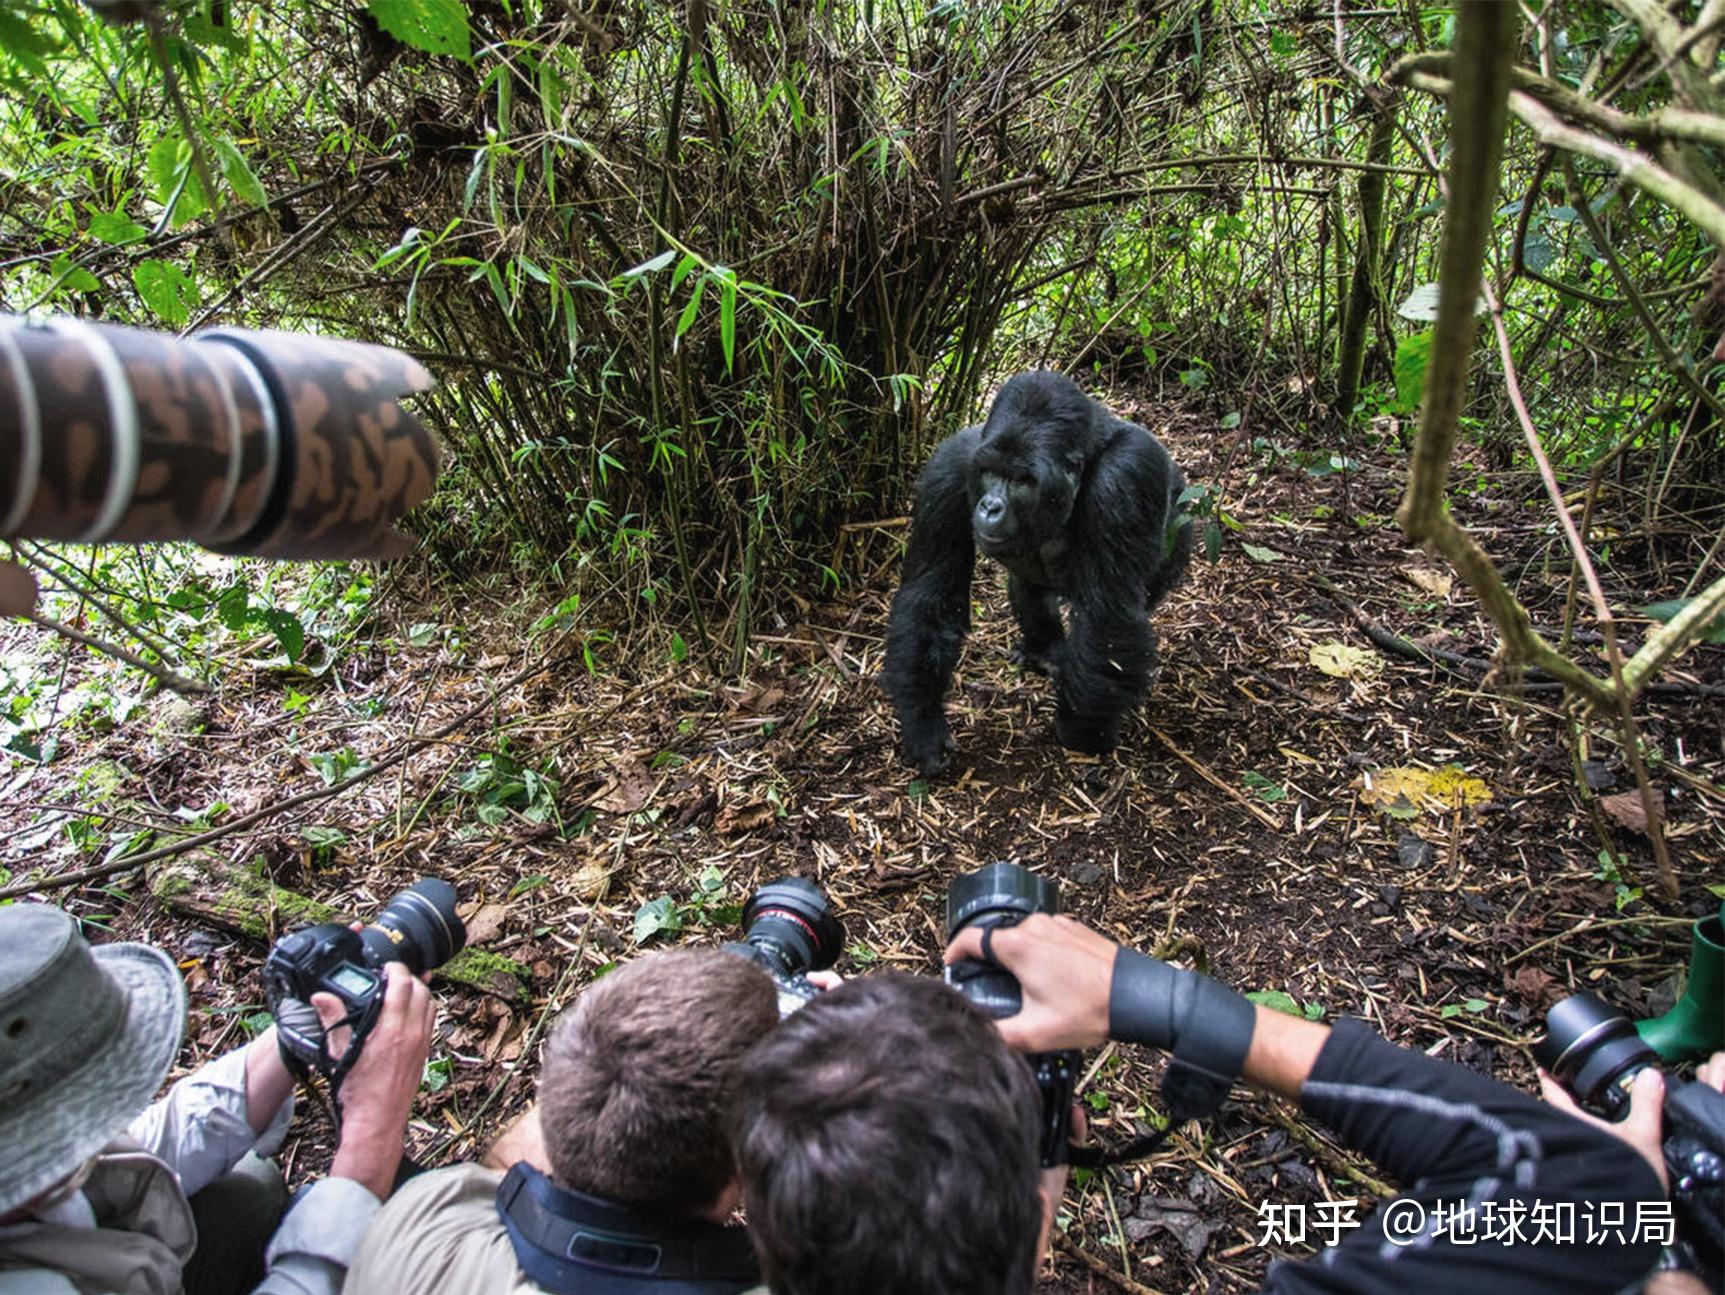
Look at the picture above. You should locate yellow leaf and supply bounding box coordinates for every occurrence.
[1356,764,1493,819]
[1308,641,1375,678]
[1401,565,1453,598]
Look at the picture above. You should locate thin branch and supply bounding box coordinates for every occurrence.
[22,609,211,695]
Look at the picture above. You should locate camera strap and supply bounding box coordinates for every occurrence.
[496,1163,761,1295]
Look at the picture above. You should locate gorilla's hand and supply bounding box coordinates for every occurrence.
[900,714,957,776]
[1054,706,1114,757]
[1010,640,1061,677]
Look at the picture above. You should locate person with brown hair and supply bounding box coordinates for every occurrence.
[734,916,1684,1295]
[341,948,779,1295]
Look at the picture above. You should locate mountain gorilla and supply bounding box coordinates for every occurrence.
[882,371,1192,775]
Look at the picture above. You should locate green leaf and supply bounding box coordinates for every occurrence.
[1641,599,1725,646]
[214,138,268,208]
[673,276,706,344]
[365,0,472,61]
[145,135,208,226]
[259,609,305,662]
[1705,883,1725,899]
[0,8,56,74]
[669,632,687,663]
[49,254,100,294]
[1522,232,1555,273]
[1246,989,1301,1016]
[1202,519,1222,563]
[907,779,929,803]
[1463,998,1489,1013]
[1241,770,1288,803]
[621,249,676,279]
[670,252,700,292]
[88,211,150,246]
[719,274,737,373]
[632,895,683,945]
[1241,542,1280,563]
[216,584,250,631]
[1393,329,1433,414]
[132,260,198,327]
[509,874,551,899]
[407,621,439,648]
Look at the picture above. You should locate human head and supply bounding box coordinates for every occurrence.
[733,972,1045,1295]
[537,948,777,1216]
[0,903,186,1216]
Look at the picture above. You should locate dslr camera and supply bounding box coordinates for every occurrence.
[721,877,845,1017]
[1538,991,1724,1278]
[264,878,466,1094]
[945,862,1079,1168]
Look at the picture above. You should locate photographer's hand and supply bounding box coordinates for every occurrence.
[1537,1066,1667,1190]
[942,913,1116,1051]
[319,962,435,1200]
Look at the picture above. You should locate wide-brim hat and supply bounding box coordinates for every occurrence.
[0,904,187,1215]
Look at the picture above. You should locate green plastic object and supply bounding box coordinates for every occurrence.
[1636,904,1724,1063]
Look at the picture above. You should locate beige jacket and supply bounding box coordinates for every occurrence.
[342,1165,770,1295]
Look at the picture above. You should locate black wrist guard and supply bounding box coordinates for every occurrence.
[1109,947,1255,1122]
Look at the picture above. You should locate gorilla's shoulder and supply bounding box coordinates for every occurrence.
[919,423,983,478]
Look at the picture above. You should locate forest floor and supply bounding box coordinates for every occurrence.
[3,393,1722,1294]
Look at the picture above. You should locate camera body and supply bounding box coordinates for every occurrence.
[945,862,1080,1168]
[1539,991,1724,1277]
[721,877,844,1018]
[263,878,465,1092]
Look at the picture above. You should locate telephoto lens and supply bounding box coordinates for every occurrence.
[0,315,438,561]
[943,861,1058,1018]
[723,877,844,1016]
[356,878,467,977]
[1535,991,1661,1120]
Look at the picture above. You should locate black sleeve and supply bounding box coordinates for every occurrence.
[1256,1017,1664,1295]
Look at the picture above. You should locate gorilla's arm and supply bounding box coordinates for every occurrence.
[1008,576,1063,674]
[882,428,979,775]
[1055,423,1184,755]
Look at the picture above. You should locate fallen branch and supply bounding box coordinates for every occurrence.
[24,609,212,695]
[152,853,529,999]
[1147,728,1286,831]
[1053,1233,1170,1295]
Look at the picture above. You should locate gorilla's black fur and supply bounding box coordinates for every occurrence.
[882,371,1193,775]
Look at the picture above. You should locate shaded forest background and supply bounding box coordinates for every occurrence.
[0,2,1723,1288]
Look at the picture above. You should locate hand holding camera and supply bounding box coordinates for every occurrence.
[1537,992,1725,1278]
[325,964,437,1200]
[941,907,1115,1053]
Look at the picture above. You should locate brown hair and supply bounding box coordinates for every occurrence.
[733,972,1044,1295]
[537,948,778,1213]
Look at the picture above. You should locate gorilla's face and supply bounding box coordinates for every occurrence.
[969,429,1080,560]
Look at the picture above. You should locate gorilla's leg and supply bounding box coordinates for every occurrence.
[1145,515,1195,613]
[1053,587,1155,756]
[882,432,979,776]
[1008,576,1063,675]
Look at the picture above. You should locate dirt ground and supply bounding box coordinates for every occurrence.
[3,397,1721,1294]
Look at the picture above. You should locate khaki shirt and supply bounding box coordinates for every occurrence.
[343,1165,768,1295]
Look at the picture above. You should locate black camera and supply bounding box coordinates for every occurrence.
[264,878,466,1093]
[945,862,1079,1168]
[721,877,845,1017]
[1537,992,1724,1277]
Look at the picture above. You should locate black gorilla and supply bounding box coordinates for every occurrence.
[882,371,1192,775]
